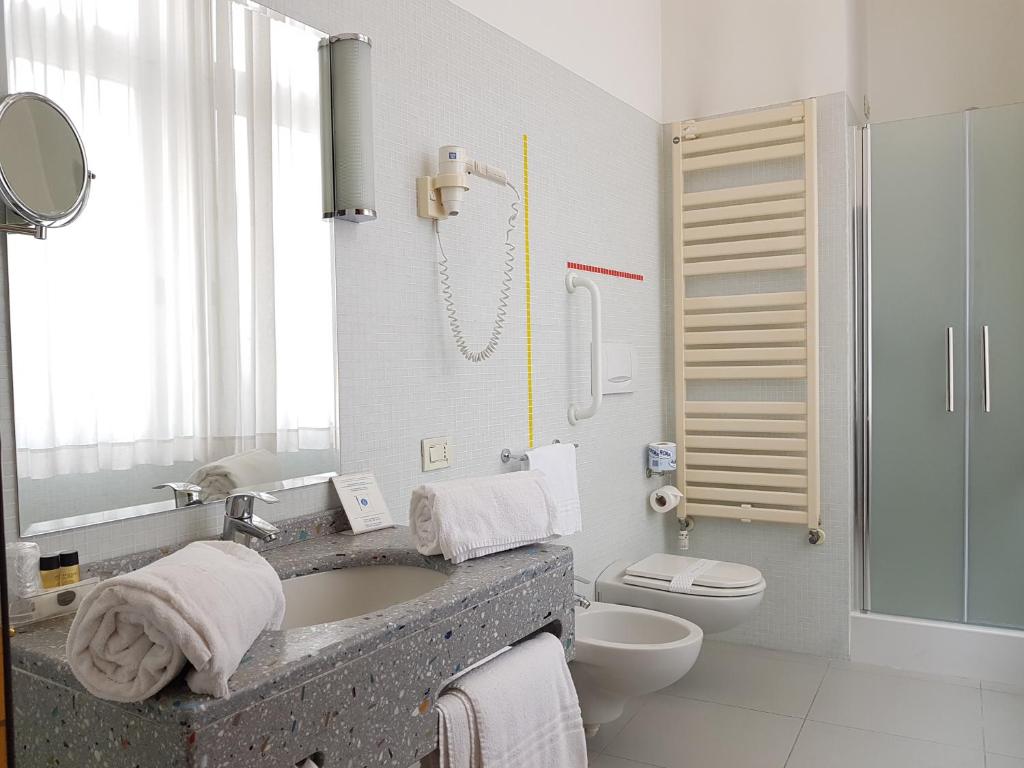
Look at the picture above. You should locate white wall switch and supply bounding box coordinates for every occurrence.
[421,437,451,471]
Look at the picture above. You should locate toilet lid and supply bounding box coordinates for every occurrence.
[626,553,763,590]
[622,573,766,598]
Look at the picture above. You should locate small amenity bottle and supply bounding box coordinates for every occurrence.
[39,553,61,589]
[59,550,80,586]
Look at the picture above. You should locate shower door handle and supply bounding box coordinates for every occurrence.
[945,326,954,413]
[982,325,991,413]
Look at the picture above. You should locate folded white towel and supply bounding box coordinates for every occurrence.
[526,443,582,536]
[410,471,558,564]
[66,540,284,702]
[430,632,587,768]
[431,690,479,768]
[188,448,280,501]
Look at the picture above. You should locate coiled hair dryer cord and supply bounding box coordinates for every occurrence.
[435,181,520,363]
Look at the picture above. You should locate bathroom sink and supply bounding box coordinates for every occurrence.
[279,565,449,629]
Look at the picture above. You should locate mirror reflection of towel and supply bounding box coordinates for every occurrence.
[188,448,279,501]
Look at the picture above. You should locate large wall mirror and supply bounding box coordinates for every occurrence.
[5,0,338,536]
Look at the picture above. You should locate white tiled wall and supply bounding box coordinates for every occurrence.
[0,0,675,578]
[298,0,677,583]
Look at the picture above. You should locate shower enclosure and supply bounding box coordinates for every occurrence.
[863,101,1024,632]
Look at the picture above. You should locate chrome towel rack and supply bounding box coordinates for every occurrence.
[501,439,580,464]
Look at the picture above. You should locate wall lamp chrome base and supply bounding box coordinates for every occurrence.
[324,208,377,223]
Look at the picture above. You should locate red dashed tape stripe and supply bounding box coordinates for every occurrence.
[566,261,644,282]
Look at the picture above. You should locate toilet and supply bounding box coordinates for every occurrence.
[569,553,765,734]
[595,553,766,635]
[569,602,702,734]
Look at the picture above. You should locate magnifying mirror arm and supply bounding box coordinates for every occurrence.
[0,220,46,239]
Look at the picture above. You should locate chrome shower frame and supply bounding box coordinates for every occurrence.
[853,124,871,613]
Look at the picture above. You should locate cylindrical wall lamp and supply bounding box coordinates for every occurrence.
[319,33,376,222]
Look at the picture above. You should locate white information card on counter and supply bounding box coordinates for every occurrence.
[331,472,395,534]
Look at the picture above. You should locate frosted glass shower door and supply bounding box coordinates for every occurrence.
[869,114,967,622]
[967,103,1024,630]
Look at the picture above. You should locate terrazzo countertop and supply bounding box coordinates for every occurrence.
[11,525,574,731]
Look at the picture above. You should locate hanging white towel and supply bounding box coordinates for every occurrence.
[525,443,582,536]
[428,632,587,768]
[410,471,559,564]
[66,540,285,702]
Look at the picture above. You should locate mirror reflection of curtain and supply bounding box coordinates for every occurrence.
[5,0,335,480]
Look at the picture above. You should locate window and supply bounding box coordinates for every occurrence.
[5,0,335,483]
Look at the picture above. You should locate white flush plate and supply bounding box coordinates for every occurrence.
[601,341,635,394]
[421,437,451,471]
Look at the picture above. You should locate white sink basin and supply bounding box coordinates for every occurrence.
[279,565,449,629]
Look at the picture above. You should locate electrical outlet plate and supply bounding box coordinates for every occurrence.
[421,437,451,471]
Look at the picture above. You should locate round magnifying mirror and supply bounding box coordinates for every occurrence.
[0,92,92,228]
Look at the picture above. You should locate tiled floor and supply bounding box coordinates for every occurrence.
[588,640,1024,768]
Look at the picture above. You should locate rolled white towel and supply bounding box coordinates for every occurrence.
[66,540,284,702]
[188,448,280,501]
[410,471,558,564]
[412,496,443,557]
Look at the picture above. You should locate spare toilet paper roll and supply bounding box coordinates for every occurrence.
[647,442,677,472]
[649,485,683,513]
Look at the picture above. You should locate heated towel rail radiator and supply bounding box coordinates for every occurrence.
[670,99,824,544]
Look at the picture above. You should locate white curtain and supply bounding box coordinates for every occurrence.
[5,0,335,479]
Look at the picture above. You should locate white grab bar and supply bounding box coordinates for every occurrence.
[566,271,603,424]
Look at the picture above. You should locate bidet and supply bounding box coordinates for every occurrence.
[568,602,703,734]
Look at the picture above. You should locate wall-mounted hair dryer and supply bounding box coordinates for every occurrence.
[415,144,521,364]
[417,145,509,220]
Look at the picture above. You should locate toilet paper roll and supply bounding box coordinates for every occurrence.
[649,485,683,514]
[647,442,677,472]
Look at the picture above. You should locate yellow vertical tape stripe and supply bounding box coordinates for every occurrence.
[522,134,534,449]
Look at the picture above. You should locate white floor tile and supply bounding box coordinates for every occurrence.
[983,689,1024,759]
[588,755,663,768]
[830,659,980,688]
[987,754,1024,768]
[586,695,646,756]
[808,665,983,748]
[664,640,828,717]
[982,679,1024,696]
[786,720,984,768]
[604,694,802,768]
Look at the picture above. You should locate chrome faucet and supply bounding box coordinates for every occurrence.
[573,574,592,610]
[222,491,280,547]
[153,482,203,507]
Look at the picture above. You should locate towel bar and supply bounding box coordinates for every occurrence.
[500,439,579,464]
[671,98,824,545]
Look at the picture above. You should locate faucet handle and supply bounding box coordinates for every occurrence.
[225,490,279,519]
[153,482,203,507]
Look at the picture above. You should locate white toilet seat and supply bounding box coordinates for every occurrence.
[596,557,767,635]
[623,553,766,597]
[622,573,767,598]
